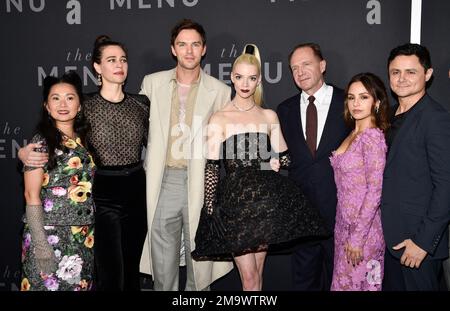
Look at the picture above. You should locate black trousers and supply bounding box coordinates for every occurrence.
[93,163,147,291]
[383,248,443,291]
[292,236,334,291]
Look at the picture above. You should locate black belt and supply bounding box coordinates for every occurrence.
[96,162,143,176]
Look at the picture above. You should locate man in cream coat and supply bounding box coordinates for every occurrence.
[139,19,233,290]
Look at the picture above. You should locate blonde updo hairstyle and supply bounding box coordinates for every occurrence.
[232,44,264,106]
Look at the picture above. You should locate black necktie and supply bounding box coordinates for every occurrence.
[306,95,317,157]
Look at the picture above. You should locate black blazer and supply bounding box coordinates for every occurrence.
[381,94,450,259]
[277,87,349,231]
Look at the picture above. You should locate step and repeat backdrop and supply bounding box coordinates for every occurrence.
[0,0,448,290]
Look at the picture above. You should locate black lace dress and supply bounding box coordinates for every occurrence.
[192,132,328,260]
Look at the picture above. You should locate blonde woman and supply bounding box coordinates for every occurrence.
[192,44,328,291]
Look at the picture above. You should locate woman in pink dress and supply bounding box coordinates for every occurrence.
[330,72,390,291]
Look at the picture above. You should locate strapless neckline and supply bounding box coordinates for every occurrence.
[222,132,270,145]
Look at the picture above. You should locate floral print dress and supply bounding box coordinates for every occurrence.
[21,133,96,291]
[329,128,386,291]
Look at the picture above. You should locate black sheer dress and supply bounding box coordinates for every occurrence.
[192,132,328,260]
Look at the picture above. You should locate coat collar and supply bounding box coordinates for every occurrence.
[190,70,217,143]
[155,69,216,150]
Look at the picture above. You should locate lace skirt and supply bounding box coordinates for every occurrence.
[192,169,329,260]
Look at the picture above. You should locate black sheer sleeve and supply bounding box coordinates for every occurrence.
[130,94,150,147]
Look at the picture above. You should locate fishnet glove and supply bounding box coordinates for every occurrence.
[26,204,57,275]
[204,159,220,215]
[203,159,226,238]
[278,150,291,169]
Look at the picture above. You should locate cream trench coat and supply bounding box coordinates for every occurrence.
[139,68,233,290]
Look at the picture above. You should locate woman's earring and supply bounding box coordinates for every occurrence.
[375,106,379,114]
[97,74,102,86]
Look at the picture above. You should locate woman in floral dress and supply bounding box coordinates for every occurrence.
[21,71,95,291]
[329,73,390,290]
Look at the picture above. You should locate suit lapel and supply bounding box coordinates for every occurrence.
[316,94,341,158]
[386,96,427,168]
[290,95,311,155]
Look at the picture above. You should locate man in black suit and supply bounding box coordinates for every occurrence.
[381,43,450,291]
[277,43,349,290]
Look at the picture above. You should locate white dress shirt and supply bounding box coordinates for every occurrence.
[300,83,334,149]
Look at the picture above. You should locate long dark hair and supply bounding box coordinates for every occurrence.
[36,71,89,170]
[343,72,390,132]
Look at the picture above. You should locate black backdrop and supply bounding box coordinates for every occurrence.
[0,0,448,291]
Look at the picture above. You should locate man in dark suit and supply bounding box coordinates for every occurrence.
[381,43,450,290]
[277,43,349,290]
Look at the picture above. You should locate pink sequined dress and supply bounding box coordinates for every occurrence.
[329,127,387,291]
